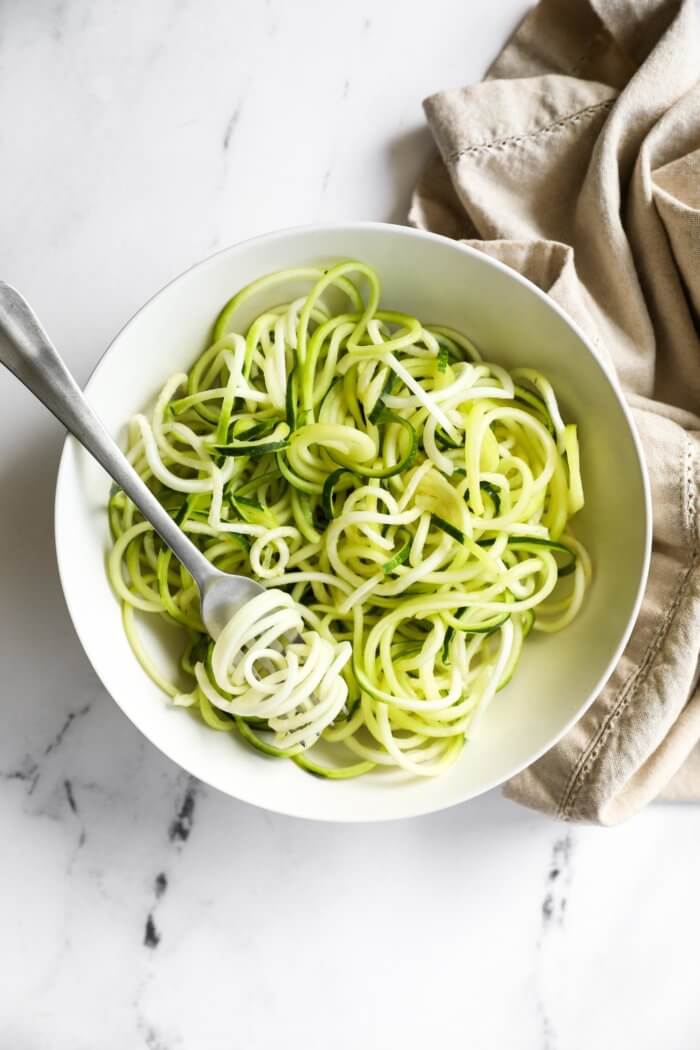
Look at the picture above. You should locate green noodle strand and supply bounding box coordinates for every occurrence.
[107,261,590,779]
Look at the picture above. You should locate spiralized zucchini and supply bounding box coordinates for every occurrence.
[108,261,590,779]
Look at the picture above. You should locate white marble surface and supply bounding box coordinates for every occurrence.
[1,1,699,1047]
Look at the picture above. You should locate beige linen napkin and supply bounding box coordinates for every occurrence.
[411,0,700,823]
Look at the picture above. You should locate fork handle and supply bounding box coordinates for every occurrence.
[0,281,216,590]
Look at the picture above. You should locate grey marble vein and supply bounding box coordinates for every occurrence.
[143,913,161,949]
[44,702,92,758]
[2,704,94,801]
[535,833,575,1050]
[168,777,199,844]
[542,833,573,927]
[1,757,40,794]
[63,779,87,851]
[222,103,242,152]
[143,871,169,949]
[139,779,202,951]
[138,1017,174,1050]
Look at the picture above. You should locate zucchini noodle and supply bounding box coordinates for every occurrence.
[107,261,590,780]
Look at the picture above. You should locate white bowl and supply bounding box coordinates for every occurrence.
[55,223,651,821]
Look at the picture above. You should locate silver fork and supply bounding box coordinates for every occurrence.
[0,282,264,637]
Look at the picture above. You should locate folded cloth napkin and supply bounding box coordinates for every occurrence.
[411,0,700,824]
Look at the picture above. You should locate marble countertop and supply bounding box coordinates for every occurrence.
[1,1,698,1047]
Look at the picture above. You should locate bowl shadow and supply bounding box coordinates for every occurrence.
[383,125,436,226]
